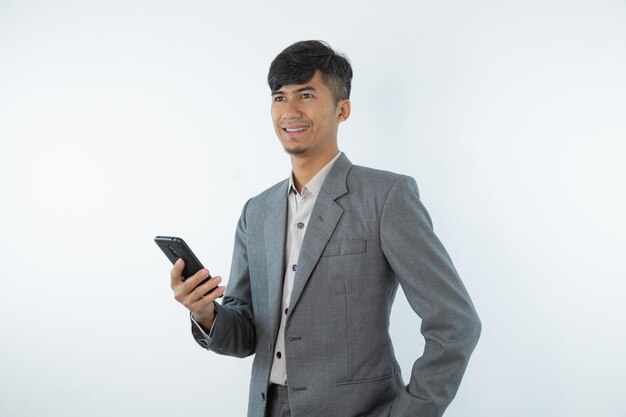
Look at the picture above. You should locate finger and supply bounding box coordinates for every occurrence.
[170,258,185,287]
[189,285,226,312]
[173,269,214,305]
[182,268,211,291]
[189,276,223,303]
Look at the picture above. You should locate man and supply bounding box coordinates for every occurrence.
[170,40,481,417]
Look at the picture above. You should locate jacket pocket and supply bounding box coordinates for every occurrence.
[336,371,394,387]
[322,239,367,257]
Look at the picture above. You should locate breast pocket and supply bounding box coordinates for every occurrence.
[321,239,367,257]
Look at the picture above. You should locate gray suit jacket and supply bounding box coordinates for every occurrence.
[193,154,481,417]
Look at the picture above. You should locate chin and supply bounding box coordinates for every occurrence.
[283,147,307,156]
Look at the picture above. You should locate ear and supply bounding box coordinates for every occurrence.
[336,99,351,122]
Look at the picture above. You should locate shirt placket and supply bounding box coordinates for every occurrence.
[271,190,310,385]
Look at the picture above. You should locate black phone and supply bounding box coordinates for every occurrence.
[154,236,214,294]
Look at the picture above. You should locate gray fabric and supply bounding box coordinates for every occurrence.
[267,385,291,417]
[193,153,481,417]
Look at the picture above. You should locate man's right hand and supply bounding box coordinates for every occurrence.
[170,258,225,331]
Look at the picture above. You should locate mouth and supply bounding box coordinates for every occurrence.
[281,125,310,136]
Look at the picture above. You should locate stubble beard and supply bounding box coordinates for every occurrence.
[283,146,306,155]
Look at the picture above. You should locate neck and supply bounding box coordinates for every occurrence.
[290,147,339,193]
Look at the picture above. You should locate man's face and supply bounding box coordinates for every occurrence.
[271,70,350,158]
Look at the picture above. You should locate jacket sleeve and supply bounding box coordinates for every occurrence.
[191,199,257,358]
[380,176,481,417]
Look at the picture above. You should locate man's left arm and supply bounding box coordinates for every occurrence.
[380,176,481,417]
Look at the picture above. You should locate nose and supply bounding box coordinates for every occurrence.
[281,100,302,120]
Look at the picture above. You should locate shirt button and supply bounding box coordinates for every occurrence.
[297,222,305,229]
[276,351,282,359]
[292,264,297,272]
[284,308,288,315]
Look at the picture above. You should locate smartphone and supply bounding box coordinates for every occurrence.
[155,236,214,294]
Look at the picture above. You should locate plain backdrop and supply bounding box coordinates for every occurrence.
[1,1,625,416]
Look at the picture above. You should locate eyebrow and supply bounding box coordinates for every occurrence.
[271,86,317,96]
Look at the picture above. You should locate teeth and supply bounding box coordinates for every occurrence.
[285,127,308,132]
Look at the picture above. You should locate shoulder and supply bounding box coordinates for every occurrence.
[349,164,410,183]
[241,178,288,215]
[347,164,419,197]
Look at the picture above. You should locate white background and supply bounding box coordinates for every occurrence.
[1,1,625,416]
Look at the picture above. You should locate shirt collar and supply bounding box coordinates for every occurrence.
[288,151,342,198]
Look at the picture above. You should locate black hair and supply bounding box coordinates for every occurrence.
[268,40,352,102]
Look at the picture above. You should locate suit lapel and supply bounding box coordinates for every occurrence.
[288,154,351,313]
[264,181,289,342]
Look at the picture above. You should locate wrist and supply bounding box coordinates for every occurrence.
[192,303,217,331]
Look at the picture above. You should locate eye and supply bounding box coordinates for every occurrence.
[301,93,313,99]
[273,96,285,102]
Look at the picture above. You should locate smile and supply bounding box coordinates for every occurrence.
[283,126,309,133]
